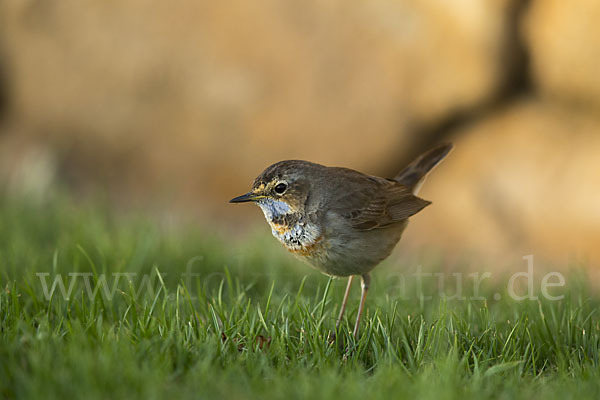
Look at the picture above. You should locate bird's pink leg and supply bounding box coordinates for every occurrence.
[352,274,370,339]
[336,276,354,330]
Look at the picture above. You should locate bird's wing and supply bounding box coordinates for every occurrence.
[328,174,431,231]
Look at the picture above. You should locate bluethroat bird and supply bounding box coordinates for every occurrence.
[230,143,453,338]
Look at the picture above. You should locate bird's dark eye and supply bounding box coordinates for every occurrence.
[274,183,287,194]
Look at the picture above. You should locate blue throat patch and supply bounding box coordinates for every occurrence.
[257,198,292,221]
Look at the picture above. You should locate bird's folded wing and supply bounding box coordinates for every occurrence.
[333,181,431,231]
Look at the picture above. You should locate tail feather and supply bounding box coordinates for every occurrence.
[394,143,453,193]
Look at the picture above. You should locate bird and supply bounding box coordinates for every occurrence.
[230,143,453,338]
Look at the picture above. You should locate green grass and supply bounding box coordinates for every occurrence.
[1,193,600,399]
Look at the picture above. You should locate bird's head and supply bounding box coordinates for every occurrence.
[229,160,323,220]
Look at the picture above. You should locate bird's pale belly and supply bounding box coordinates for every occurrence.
[267,219,408,277]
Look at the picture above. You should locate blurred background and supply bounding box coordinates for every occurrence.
[0,0,599,265]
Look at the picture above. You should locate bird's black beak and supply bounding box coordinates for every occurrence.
[229,191,264,203]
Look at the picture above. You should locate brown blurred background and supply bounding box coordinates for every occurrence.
[0,0,599,264]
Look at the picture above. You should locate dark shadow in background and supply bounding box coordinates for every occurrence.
[380,0,533,177]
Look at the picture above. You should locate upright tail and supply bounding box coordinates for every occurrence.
[394,143,453,194]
